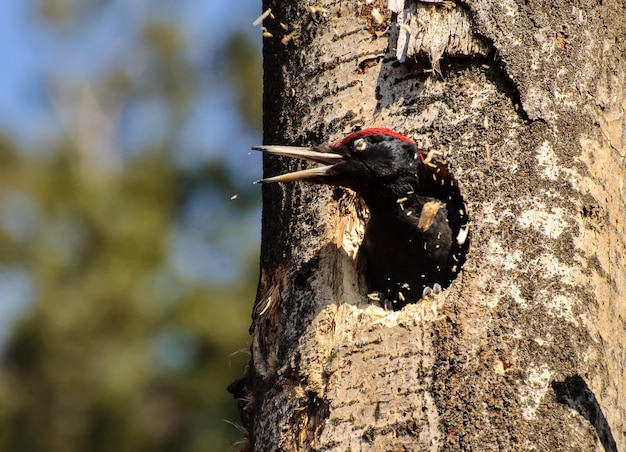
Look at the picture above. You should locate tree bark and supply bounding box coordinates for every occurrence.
[233,0,626,450]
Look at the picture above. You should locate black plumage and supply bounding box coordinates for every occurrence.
[253,128,469,309]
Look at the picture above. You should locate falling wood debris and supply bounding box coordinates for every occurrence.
[253,8,272,27]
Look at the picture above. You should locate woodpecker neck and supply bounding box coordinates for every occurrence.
[359,178,426,221]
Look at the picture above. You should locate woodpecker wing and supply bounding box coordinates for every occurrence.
[252,145,343,184]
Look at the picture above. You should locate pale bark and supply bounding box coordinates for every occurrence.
[233,0,626,450]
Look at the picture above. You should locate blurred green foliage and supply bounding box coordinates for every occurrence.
[0,1,261,451]
[223,33,264,130]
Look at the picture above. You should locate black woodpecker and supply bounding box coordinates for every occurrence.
[253,128,469,310]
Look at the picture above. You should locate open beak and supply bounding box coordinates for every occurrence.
[252,145,344,184]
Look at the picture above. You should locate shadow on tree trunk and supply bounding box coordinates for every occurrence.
[552,375,618,452]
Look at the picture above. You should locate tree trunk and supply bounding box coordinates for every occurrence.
[232,0,626,450]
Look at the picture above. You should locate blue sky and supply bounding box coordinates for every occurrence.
[0,0,262,152]
[0,0,50,144]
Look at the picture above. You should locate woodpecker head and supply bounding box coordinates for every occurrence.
[253,128,425,202]
[254,128,470,306]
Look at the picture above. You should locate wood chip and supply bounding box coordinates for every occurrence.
[456,225,469,245]
[371,8,384,24]
[253,8,272,27]
[281,31,297,45]
[418,201,442,231]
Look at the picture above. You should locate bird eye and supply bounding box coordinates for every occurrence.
[353,139,368,152]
